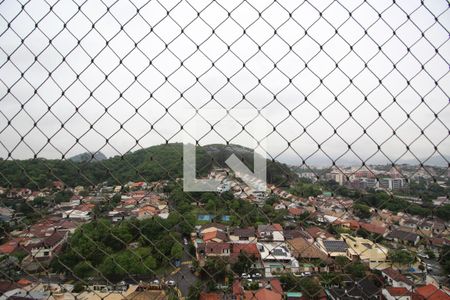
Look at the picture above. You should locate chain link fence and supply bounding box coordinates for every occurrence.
[0,0,449,299]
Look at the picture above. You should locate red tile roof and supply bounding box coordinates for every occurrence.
[415,284,450,300]
[200,292,222,300]
[232,280,243,296]
[17,279,32,286]
[0,240,19,254]
[382,267,414,286]
[272,224,283,231]
[305,226,332,239]
[244,288,282,300]
[203,230,228,242]
[198,242,230,255]
[288,207,303,216]
[232,243,260,256]
[360,222,386,235]
[270,279,283,295]
[386,287,409,296]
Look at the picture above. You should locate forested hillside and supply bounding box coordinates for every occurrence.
[0,143,295,188]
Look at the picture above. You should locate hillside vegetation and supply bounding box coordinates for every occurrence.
[0,143,295,189]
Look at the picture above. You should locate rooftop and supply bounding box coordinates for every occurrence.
[322,240,348,253]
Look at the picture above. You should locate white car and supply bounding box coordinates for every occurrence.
[241,273,250,279]
[166,280,176,286]
[418,253,429,259]
[251,273,262,278]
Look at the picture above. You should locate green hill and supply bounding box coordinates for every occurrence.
[0,143,295,189]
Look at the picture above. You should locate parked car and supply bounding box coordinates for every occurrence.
[241,273,250,279]
[166,280,176,286]
[418,253,429,259]
[251,273,262,278]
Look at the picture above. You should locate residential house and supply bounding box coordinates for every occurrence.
[229,227,257,243]
[315,239,349,258]
[199,292,224,300]
[0,238,26,255]
[286,237,332,273]
[203,230,228,243]
[197,242,231,261]
[382,287,412,300]
[359,222,387,236]
[26,231,67,260]
[257,224,284,242]
[230,243,262,269]
[333,219,360,231]
[288,207,305,218]
[400,218,418,231]
[200,223,227,235]
[381,267,414,290]
[273,202,287,210]
[53,181,65,190]
[386,229,420,246]
[283,228,313,242]
[62,209,91,221]
[342,234,389,270]
[134,205,157,220]
[243,279,283,300]
[431,221,446,236]
[417,220,433,237]
[415,284,450,300]
[107,211,128,223]
[305,227,333,240]
[257,242,299,277]
[0,207,14,222]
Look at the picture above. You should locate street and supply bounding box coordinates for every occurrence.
[166,243,198,297]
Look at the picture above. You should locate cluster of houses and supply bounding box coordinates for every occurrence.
[199,278,450,300]
[0,180,170,273]
[193,222,408,278]
[268,189,449,252]
[0,217,77,272]
[0,169,449,299]
[106,190,169,222]
[192,222,450,300]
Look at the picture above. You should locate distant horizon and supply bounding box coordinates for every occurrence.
[1,142,448,169]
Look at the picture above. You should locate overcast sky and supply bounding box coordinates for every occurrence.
[0,0,449,166]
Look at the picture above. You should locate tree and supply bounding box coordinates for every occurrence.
[187,281,203,300]
[232,252,256,275]
[436,205,450,221]
[280,274,322,299]
[73,261,94,278]
[170,243,183,260]
[54,190,74,204]
[440,245,450,275]
[389,249,415,267]
[344,262,366,278]
[334,256,349,271]
[201,258,228,281]
[289,182,322,198]
[353,203,371,219]
[356,228,369,239]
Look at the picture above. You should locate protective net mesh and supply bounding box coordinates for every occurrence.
[0,0,449,299]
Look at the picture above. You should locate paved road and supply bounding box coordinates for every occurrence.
[167,243,198,297]
[422,258,449,286]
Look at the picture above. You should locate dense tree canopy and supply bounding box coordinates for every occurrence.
[51,216,184,282]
